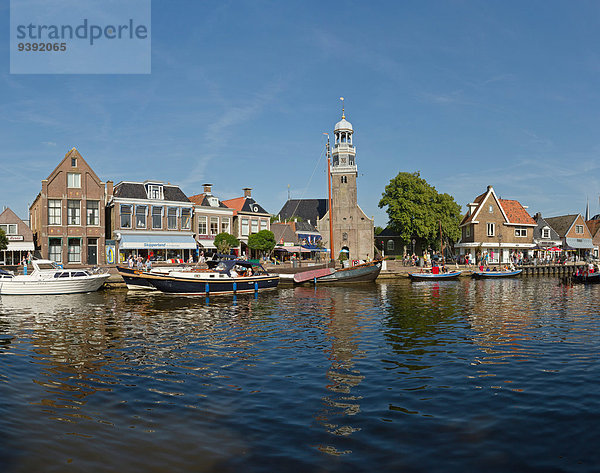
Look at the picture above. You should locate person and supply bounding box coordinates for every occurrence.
[128,255,134,269]
[188,254,194,264]
[230,268,239,277]
[136,256,143,271]
[145,258,152,272]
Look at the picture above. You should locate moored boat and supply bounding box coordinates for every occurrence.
[0,259,110,295]
[471,269,523,278]
[571,271,600,283]
[116,265,174,290]
[409,270,462,281]
[143,258,279,295]
[293,260,382,284]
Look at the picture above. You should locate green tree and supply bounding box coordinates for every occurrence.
[378,171,462,250]
[214,232,239,254]
[247,230,276,256]
[374,226,384,235]
[0,228,7,252]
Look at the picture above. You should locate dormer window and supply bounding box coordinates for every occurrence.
[146,184,163,200]
[208,197,219,207]
[542,227,550,239]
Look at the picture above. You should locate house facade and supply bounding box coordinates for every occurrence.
[29,148,106,265]
[188,184,235,256]
[222,188,271,256]
[586,218,600,259]
[455,186,536,264]
[0,207,35,266]
[544,214,594,260]
[105,180,196,263]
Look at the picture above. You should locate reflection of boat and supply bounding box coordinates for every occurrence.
[294,260,382,284]
[472,269,522,278]
[141,258,279,295]
[0,260,110,295]
[409,270,462,281]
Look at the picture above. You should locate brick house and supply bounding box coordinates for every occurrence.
[455,185,536,264]
[545,214,594,260]
[586,218,600,259]
[29,148,106,265]
[222,188,271,257]
[188,184,235,257]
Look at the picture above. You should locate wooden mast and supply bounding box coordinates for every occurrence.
[326,136,335,263]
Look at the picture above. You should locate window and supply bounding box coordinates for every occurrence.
[210,217,219,235]
[181,208,191,230]
[489,205,493,213]
[48,199,61,225]
[152,206,162,229]
[487,223,495,236]
[71,157,77,167]
[251,219,258,234]
[49,238,62,262]
[341,176,348,184]
[147,185,163,200]
[86,201,99,226]
[68,238,81,263]
[67,172,81,188]
[260,219,267,231]
[120,204,132,228]
[221,217,230,234]
[387,240,394,251]
[575,225,584,234]
[0,224,17,235]
[167,208,178,230]
[241,218,249,236]
[67,200,81,225]
[515,227,527,237]
[136,205,147,228]
[465,225,471,237]
[542,227,550,239]
[198,216,207,235]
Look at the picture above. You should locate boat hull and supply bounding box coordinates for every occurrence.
[0,273,110,295]
[409,271,462,281]
[300,261,381,284]
[146,274,280,295]
[572,272,600,283]
[472,270,523,278]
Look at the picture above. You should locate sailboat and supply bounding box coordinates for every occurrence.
[294,133,381,284]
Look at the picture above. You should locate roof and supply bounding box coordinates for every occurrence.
[459,186,534,226]
[334,117,353,131]
[277,199,328,224]
[270,223,298,244]
[498,199,536,225]
[222,197,270,215]
[113,182,190,203]
[533,214,561,240]
[188,193,228,208]
[586,219,600,238]
[544,215,579,237]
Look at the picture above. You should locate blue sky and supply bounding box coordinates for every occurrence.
[2,0,600,226]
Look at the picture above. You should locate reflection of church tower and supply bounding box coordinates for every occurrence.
[317,101,374,260]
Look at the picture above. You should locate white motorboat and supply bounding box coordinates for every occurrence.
[0,259,110,295]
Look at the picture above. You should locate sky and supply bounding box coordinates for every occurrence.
[2,0,600,226]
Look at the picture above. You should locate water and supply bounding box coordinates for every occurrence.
[1,278,599,472]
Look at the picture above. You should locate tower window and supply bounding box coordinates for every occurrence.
[341,176,347,184]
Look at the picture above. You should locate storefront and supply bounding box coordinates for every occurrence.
[564,237,594,260]
[1,238,35,266]
[116,233,197,263]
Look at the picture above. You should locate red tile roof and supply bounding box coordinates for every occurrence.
[586,219,600,237]
[222,197,246,215]
[459,191,489,225]
[188,193,206,205]
[499,199,536,225]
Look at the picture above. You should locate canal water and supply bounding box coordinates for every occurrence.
[1,278,599,472]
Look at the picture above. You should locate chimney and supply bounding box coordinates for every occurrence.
[203,183,213,194]
[243,187,252,198]
[106,180,114,199]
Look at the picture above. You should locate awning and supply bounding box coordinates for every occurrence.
[119,234,197,250]
[197,241,216,249]
[4,242,34,251]
[564,237,594,250]
[275,246,311,253]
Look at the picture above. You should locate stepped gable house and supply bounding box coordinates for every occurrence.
[222,188,271,256]
[188,183,234,255]
[316,110,374,261]
[105,180,196,263]
[455,185,536,264]
[0,207,35,266]
[29,148,106,265]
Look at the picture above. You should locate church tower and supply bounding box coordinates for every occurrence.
[317,100,375,261]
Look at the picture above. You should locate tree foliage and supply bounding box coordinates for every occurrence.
[247,230,276,255]
[378,172,462,249]
[0,228,7,252]
[214,232,239,254]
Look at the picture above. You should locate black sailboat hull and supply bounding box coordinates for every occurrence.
[147,274,280,295]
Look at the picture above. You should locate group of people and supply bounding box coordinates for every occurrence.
[127,254,152,272]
